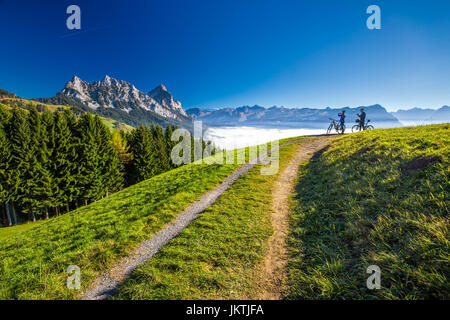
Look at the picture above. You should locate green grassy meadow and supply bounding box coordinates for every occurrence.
[0,162,238,299]
[0,123,448,300]
[287,124,449,299]
[0,139,291,299]
[113,138,310,299]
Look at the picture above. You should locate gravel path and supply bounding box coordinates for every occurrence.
[82,138,310,300]
[257,137,331,299]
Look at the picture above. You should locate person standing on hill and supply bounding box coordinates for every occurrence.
[357,108,366,130]
[338,110,346,127]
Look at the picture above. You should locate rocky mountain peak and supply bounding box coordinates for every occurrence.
[153,84,167,92]
[148,84,187,117]
[60,76,189,119]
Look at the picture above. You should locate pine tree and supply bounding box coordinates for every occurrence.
[95,116,124,197]
[23,107,54,221]
[52,110,79,213]
[150,123,163,175]
[0,103,10,124]
[76,113,103,204]
[6,107,31,222]
[40,110,57,218]
[155,124,170,171]
[0,105,15,225]
[165,125,180,169]
[0,121,12,225]
[63,109,83,209]
[128,124,159,183]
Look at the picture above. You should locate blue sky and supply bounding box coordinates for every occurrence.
[1,0,449,111]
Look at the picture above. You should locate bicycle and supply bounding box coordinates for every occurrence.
[326,118,345,135]
[352,119,374,133]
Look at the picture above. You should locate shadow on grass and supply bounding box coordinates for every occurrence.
[287,127,449,299]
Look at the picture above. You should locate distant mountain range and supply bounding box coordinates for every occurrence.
[35,76,192,128]
[3,78,449,130]
[187,104,402,128]
[390,106,450,123]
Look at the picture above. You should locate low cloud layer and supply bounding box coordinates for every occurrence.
[204,127,326,150]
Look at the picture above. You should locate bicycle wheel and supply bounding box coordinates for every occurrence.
[327,123,333,134]
[352,125,360,133]
[365,125,374,130]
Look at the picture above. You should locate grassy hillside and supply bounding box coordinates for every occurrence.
[114,138,311,299]
[0,162,238,299]
[287,124,449,299]
[0,140,284,299]
[1,123,447,300]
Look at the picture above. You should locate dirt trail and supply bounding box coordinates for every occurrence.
[82,138,306,300]
[257,137,331,300]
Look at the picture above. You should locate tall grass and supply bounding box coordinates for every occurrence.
[287,124,449,299]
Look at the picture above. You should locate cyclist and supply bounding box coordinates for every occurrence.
[357,108,366,130]
[338,110,346,130]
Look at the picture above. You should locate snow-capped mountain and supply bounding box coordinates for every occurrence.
[61,75,188,120]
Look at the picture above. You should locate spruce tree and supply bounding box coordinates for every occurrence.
[52,110,79,213]
[63,109,83,208]
[165,125,181,169]
[6,107,31,222]
[0,106,14,224]
[76,113,103,204]
[40,110,58,218]
[24,107,54,221]
[150,123,163,175]
[0,104,10,124]
[164,125,174,162]
[95,116,124,197]
[0,122,12,225]
[128,124,159,183]
[156,124,170,171]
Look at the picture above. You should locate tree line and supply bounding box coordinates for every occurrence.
[0,105,209,226]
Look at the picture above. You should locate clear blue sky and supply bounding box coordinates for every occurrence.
[1,0,449,111]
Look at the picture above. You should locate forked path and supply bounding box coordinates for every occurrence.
[257,137,331,300]
[83,138,310,300]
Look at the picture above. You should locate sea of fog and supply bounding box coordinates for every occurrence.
[204,120,447,150]
[399,120,447,126]
[204,126,326,150]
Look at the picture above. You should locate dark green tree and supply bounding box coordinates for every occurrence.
[5,107,31,222]
[95,115,124,197]
[22,107,54,221]
[128,124,160,183]
[76,113,103,205]
[0,119,13,225]
[40,110,58,218]
[155,124,171,171]
[51,111,80,214]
